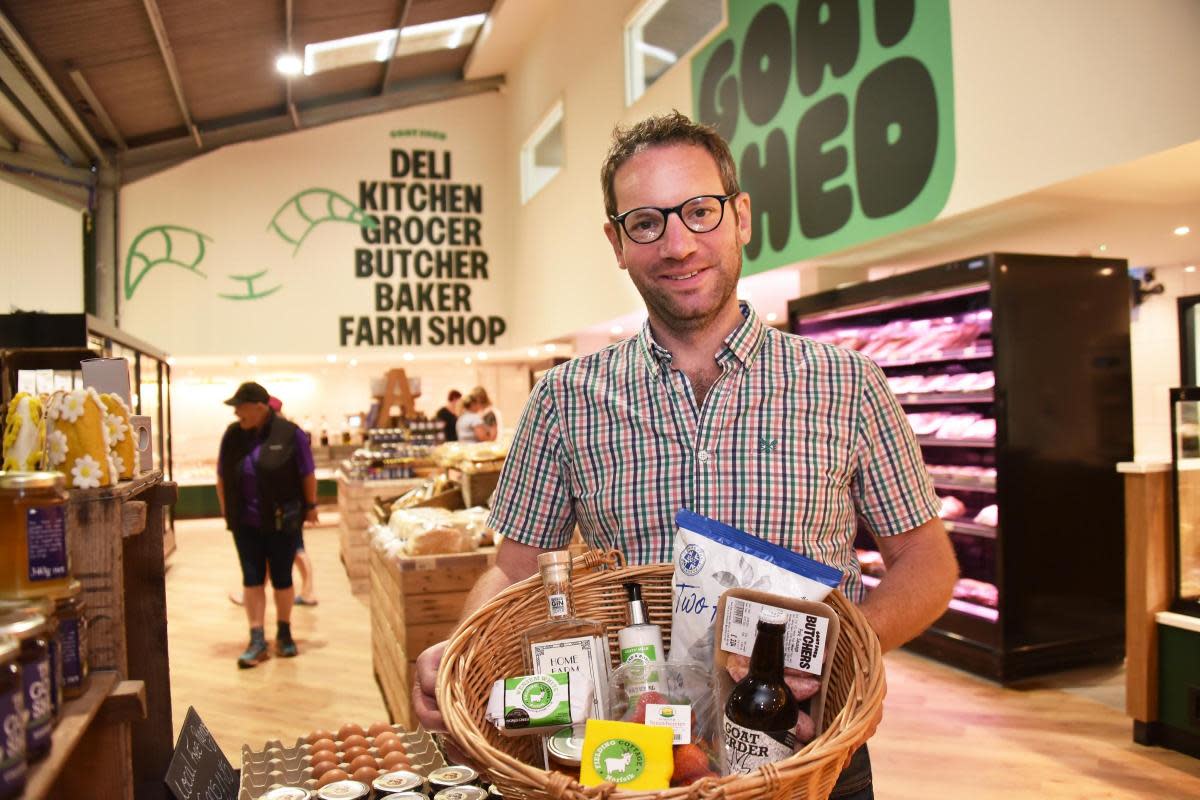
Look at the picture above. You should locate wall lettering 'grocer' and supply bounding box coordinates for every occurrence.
[691,0,954,272]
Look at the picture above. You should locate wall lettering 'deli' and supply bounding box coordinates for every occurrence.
[692,0,955,274]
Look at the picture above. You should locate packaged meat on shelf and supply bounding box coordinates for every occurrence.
[791,253,1131,682]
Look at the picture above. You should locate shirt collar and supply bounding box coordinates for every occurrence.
[637,301,767,376]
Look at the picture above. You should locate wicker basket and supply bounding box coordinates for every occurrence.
[438,550,885,799]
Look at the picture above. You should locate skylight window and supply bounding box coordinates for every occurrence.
[303,14,486,76]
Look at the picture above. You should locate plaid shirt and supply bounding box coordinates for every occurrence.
[488,303,939,601]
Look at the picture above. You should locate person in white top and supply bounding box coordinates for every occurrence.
[456,386,498,443]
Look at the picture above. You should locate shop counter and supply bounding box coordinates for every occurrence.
[336,473,424,593]
[370,545,496,727]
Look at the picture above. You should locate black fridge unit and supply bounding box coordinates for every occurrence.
[788,253,1133,682]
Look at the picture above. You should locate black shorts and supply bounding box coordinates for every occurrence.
[232,526,300,589]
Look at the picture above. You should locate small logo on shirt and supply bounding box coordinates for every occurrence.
[758,437,778,454]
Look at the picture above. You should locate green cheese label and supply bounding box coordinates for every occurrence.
[620,644,658,664]
[592,738,646,784]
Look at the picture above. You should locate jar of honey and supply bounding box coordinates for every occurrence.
[0,596,60,724]
[43,580,87,699]
[0,634,26,800]
[0,472,70,598]
[0,609,54,761]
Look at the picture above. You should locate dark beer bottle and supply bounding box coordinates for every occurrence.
[722,608,798,774]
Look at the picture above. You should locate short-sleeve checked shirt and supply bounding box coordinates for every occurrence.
[487,303,940,602]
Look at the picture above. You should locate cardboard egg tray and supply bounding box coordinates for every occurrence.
[238,726,446,800]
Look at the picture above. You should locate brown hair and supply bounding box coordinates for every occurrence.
[465,386,491,409]
[600,110,740,219]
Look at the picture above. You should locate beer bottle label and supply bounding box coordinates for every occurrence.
[721,715,795,774]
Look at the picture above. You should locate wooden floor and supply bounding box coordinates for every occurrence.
[166,516,1200,797]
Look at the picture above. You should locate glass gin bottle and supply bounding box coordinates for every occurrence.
[520,551,611,719]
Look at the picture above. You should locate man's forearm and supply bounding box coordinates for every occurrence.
[459,565,524,622]
[303,473,317,505]
[859,518,958,653]
[458,537,548,622]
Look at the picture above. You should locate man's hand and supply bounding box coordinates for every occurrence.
[304,507,319,525]
[413,640,448,731]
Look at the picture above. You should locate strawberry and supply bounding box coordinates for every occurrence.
[629,690,668,724]
[672,743,714,786]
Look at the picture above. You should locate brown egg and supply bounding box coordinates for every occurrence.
[377,738,406,757]
[309,749,338,766]
[310,760,340,779]
[307,729,336,745]
[311,738,337,755]
[337,723,365,741]
[343,746,369,763]
[348,754,377,772]
[341,734,369,751]
[367,722,393,737]
[380,751,410,770]
[316,769,348,787]
[372,731,398,748]
[351,766,379,784]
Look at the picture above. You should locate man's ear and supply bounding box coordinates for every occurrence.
[734,192,752,248]
[603,221,627,270]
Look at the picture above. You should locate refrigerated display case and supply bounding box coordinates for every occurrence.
[789,253,1133,681]
[1170,388,1200,617]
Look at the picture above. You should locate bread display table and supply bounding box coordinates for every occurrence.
[370,546,496,727]
[66,470,176,799]
[336,473,423,593]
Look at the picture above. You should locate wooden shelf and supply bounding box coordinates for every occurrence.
[25,672,145,800]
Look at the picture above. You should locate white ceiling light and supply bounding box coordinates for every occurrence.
[303,14,486,76]
[1187,265,1197,273]
[766,312,778,322]
[275,54,303,76]
[1098,244,1108,252]
[477,352,489,360]
[464,356,473,365]
[610,325,623,335]
[326,354,337,363]
[637,41,677,64]
[247,355,258,364]
[1175,226,1191,236]
[403,352,415,361]
[544,343,557,353]
[527,348,540,358]
[348,358,359,367]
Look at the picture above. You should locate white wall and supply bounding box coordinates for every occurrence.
[0,178,84,313]
[119,91,512,358]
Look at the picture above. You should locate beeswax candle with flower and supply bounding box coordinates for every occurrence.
[46,388,115,489]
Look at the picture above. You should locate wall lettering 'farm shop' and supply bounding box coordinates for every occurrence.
[340,148,507,347]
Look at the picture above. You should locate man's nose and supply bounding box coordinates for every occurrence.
[658,211,698,259]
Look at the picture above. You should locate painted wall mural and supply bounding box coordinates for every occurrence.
[692,0,955,274]
[118,93,511,356]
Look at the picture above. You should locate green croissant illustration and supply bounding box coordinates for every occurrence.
[123,225,212,300]
[268,188,378,254]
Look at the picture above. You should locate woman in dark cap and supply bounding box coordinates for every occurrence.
[216,381,318,668]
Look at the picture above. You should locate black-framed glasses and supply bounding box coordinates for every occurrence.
[610,192,739,244]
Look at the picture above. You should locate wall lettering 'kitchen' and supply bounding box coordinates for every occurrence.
[691,0,955,274]
[342,147,507,348]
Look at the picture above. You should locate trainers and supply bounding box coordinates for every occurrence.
[237,638,270,668]
[275,637,298,658]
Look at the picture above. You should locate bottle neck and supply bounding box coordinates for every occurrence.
[541,567,574,619]
[749,623,786,678]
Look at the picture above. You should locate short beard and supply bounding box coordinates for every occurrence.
[632,249,742,335]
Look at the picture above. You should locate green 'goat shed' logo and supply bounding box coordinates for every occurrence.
[521,679,555,711]
[692,0,955,275]
[592,738,645,784]
[123,187,376,301]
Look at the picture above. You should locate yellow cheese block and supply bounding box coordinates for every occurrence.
[100,393,135,480]
[2,392,46,471]
[579,718,674,790]
[46,388,115,489]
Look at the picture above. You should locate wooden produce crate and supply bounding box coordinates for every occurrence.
[370,545,496,728]
[336,473,423,594]
[65,470,176,799]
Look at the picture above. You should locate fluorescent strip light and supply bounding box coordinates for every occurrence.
[637,41,678,64]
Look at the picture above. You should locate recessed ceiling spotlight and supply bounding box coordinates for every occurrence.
[247,355,258,364]
[464,356,473,365]
[1187,265,1197,273]
[325,354,337,363]
[275,54,303,76]
[1099,267,1114,277]
[527,348,539,358]
[403,352,415,361]
[349,358,359,367]
[766,312,778,322]
[544,343,557,353]
[166,356,176,366]
[610,325,623,335]
[1175,226,1191,236]
[477,352,488,360]
[1098,244,1108,252]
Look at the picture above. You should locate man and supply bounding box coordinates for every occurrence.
[436,389,462,442]
[217,381,320,667]
[414,113,957,796]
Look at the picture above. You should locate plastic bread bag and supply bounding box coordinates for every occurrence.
[668,509,843,665]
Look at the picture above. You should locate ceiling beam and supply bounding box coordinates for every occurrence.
[141,0,202,149]
[118,75,505,183]
[0,148,94,183]
[0,10,105,165]
[0,161,91,208]
[379,0,413,94]
[0,37,89,164]
[285,0,300,130]
[0,114,16,150]
[68,69,127,151]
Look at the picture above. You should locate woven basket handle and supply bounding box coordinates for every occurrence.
[572,547,625,574]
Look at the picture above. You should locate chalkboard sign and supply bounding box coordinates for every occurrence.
[165,707,239,800]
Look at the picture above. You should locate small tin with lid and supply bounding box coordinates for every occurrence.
[433,788,487,800]
[0,472,70,598]
[427,766,478,792]
[372,770,426,796]
[384,793,429,800]
[0,608,53,760]
[546,727,583,767]
[263,787,313,800]
[0,635,27,800]
[316,780,370,800]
